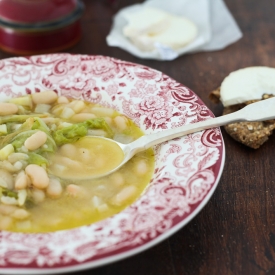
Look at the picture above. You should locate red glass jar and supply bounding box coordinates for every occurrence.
[0,0,84,55]
[0,0,78,24]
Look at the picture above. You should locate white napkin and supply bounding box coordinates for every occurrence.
[106,0,243,61]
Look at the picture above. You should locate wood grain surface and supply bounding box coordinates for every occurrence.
[1,0,275,274]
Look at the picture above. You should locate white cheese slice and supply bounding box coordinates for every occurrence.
[123,7,169,38]
[123,7,197,52]
[220,66,275,107]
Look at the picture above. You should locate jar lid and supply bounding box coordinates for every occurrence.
[0,0,78,24]
[0,1,84,31]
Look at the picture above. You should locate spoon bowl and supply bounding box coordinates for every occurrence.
[52,97,275,179]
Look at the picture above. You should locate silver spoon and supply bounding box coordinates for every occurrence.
[53,97,275,179]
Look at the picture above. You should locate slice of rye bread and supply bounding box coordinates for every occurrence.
[209,89,275,149]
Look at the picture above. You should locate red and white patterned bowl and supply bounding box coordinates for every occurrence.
[0,53,225,274]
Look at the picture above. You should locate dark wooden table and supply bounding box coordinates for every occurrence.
[2,0,275,274]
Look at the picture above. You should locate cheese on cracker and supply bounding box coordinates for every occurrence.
[220,66,275,107]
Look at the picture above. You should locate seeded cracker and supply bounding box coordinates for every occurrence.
[209,90,275,149]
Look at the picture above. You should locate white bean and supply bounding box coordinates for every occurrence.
[17,189,27,206]
[11,209,30,220]
[54,155,82,169]
[46,178,63,198]
[92,195,103,207]
[57,96,69,104]
[51,104,64,116]
[0,160,19,173]
[0,124,7,134]
[25,164,49,189]
[0,169,14,189]
[24,131,47,151]
[114,116,128,131]
[71,113,96,122]
[0,144,14,160]
[15,171,28,190]
[91,107,114,117]
[109,172,125,187]
[111,185,138,206]
[52,164,67,174]
[19,160,28,169]
[1,196,18,205]
[8,95,32,108]
[66,184,83,197]
[0,103,18,115]
[69,100,86,113]
[13,161,23,170]
[0,204,17,215]
[31,188,45,203]
[34,104,51,113]
[60,122,72,128]
[134,159,148,175]
[59,143,78,158]
[8,153,29,164]
[60,107,75,119]
[32,91,58,104]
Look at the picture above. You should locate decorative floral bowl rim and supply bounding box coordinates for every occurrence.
[0,53,225,274]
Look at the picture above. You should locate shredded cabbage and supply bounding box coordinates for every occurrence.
[53,118,113,146]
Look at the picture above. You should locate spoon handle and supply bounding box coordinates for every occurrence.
[129,97,275,154]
